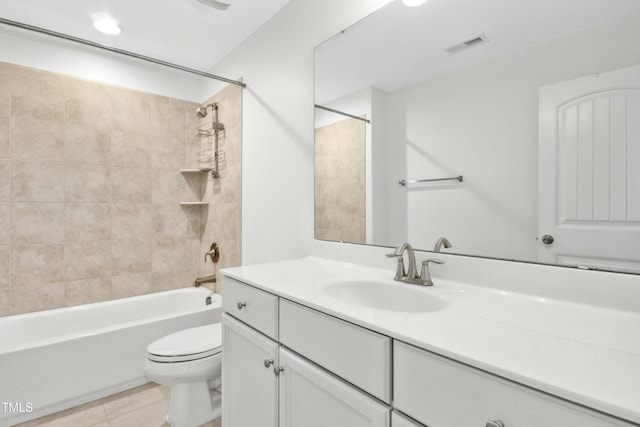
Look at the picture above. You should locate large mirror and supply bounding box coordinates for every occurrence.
[314,0,640,274]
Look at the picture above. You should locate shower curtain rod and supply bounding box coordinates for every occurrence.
[0,17,246,88]
[314,104,371,123]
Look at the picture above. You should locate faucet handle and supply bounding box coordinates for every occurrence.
[419,258,445,286]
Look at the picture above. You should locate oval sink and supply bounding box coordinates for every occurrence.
[324,280,447,313]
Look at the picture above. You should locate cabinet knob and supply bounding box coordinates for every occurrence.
[273,366,284,376]
[486,421,505,427]
[237,301,246,310]
[264,359,274,368]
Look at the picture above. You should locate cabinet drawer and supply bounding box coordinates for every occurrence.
[279,299,391,403]
[222,277,278,340]
[394,341,634,427]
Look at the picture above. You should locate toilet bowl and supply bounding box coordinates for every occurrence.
[145,323,222,427]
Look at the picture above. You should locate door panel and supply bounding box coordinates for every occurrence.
[222,313,278,427]
[538,64,640,272]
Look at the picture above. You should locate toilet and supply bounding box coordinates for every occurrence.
[144,323,222,427]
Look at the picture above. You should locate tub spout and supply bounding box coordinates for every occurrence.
[195,274,216,287]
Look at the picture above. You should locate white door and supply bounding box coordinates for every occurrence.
[538,64,640,272]
[222,313,279,427]
[278,348,390,427]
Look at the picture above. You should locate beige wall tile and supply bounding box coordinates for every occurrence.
[111,272,152,299]
[11,69,66,122]
[111,87,151,134]
[0,71,9,118]
[65,203,111,241]
[111,131,150,168]
[65,82,113,129]
[65,278,111,306]
[111,238,151,275]
[0,116,8,158]
[149,96,185,138]
[151,135,184,169]
[64,124,111,166]
[11,160,65,202]
[0,246,8,289]
[0,289,8,315]
[152,203,187,239]
[65,240,112,281]
[151,237,187,274]
[10,117,65,161]
[111,203,153,239]
[151,270,192,292]
[0,161,9,201]
[9,282,65,315]
[11,202,65,244]
[65,165,111,203]
[1,61,240,315]
[151,169,183,203]
[112,167,150,203]
[11,244,65,287]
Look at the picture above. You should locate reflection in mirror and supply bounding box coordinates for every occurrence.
[314,0,640,273]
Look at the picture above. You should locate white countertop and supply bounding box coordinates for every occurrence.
[221,256,640,425]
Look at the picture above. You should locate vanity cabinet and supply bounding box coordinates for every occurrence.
[279,347,389,427]
[394,341,635,427]
[222,277,391,427]
[222,313,278,427]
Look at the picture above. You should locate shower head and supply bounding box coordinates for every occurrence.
[196,106,208,117]
[196,103,218,118]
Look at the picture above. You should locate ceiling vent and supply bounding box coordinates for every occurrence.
[444,34,487,55]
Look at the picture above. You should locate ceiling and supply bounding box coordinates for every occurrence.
[315,0,640,104]
[0,0,291,72]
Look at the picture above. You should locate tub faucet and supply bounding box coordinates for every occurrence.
[195,274,216,287]
[434,237,452,252]
[387,242,445,286]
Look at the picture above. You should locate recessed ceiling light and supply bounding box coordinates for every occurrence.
[402,0,428,6]
[92,14,122,35]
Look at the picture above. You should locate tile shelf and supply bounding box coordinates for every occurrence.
[180,168,210,206]
[180,201,209,206]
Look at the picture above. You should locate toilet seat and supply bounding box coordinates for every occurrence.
[147,323,222,363]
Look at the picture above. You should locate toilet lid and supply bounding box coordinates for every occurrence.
[147,323,222,363]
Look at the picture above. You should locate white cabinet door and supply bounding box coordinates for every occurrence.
[279,348,390,427]
[222,313,279,427]
[391,411,424,427]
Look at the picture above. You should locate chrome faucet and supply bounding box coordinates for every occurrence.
[434,237,452,252]
[387,242,445,286]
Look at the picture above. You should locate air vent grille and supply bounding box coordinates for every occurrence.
[444,34,487,55]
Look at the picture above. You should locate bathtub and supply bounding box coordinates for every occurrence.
[0,287,222,426]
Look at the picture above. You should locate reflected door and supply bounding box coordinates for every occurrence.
[538,64,640,272]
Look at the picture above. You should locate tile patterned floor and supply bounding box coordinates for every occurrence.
[14,383,221,427]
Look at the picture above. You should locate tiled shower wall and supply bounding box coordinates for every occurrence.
[0,61,240,316]
[198,84,243,291]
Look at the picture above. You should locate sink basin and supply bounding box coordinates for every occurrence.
[324,280,447,313]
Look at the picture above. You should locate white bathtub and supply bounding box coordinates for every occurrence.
[0,287,222,426]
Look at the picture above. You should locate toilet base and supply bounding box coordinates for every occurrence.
[166,382,221,427]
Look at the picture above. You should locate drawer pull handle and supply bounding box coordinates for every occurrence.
[274,366,284,376]
[264,359,274,368]
[237,301,246,310]
[486,421,505,427]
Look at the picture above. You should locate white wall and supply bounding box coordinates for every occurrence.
[386,11,640,260]
[208,0,392,264]
[0,24,209,101]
